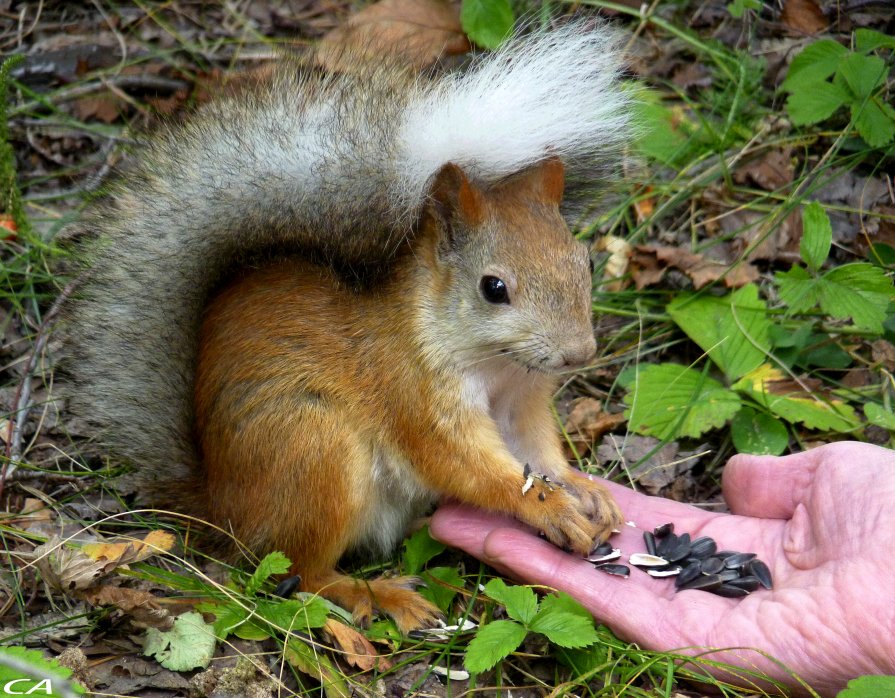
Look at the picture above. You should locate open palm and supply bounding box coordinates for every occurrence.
[431,442,895,697]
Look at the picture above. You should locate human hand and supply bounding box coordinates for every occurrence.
[430,441,895,696]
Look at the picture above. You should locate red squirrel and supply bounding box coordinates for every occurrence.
[67,23,630,631]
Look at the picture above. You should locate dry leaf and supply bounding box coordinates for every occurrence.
[631,245,760,289]
[563,398,626,459]
[317,0,470,72]
[81,585,174,630]
[593,234,632,291]
[781,0,827,35]
[871,340,895,371]
[71,95,126,124]
[82,530,175,567]
[33,536,116,592]
[17,498,55,530]
[323,618,391,671]
[733,148,794,191]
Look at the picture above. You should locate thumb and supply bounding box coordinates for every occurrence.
[722,450,817,519]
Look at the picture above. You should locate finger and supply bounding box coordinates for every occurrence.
[430,503,528,560]
[722,450,818,519]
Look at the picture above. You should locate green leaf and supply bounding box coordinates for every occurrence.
[631,96,696,167]
[733,365,860,432]
[402,524,446,576]
[730,407,789,455]
[285,638,351,698]
[778,263,894,333]
[530,594,599,648]
[538,592,593,621]
[244,551,291,597]
[726,0,761,18]
[668,284,773,381]
[837,675,895,697]
[624,363,742,440]
[144,611,216,671]
[800,202,832,271]
[776,265,823,313]
[464,620,528,673]
[421,566,464,613]
[460,0,513,50]
[0,647,86,697]
[855,29,895,53]
[838,52,887,99]
[819,264,894,333]
[781,40,848,92]
[786,81,850,125]
[484,579,538,625]
[256,597,330,632]
[852,98,895,148]
[865,403,895,431]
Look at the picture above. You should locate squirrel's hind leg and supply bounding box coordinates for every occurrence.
[302,571,441,633]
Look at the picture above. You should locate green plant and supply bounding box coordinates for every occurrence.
[460,0,514,49]
[782,30,895,147]
[464,580,599,673]
[621,202,893,455]
[0,647,85,697]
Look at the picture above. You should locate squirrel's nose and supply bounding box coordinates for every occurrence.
[562,335,597,368]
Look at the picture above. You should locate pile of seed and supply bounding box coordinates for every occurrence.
[589,523,772,596]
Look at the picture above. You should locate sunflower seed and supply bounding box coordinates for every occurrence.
[700,557,725,575]
[678,573,722,592]
[643,531,657,556]
[596,563,630,578]
[647,566,682,577]
[588,548,622,563]
[629,553,670,567]
[748,559,773,589]
[713,584,750,598]
[654,522,674,538]
[688,536,717,559]
[675,562,702,589]
[724,552,757,569]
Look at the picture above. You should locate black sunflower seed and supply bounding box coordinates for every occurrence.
[726,575,760,592]
[713,584,750,598]
[700,557,725,575]
[724,552,757,569]
[590,541,614,557]
[654,523,674,538]
[675,562,702,589]
[643,531,657,556]
[747,559,773,589]
[596,563,630,578]
[688,536,717,559]
[679,573,722,592]
[656,532,678,557]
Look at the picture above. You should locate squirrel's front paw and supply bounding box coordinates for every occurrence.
[522,474,623,555]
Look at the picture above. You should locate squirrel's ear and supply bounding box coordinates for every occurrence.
[428,162,485,228]
[518,156,565,205]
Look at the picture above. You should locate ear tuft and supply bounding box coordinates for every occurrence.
[428,162,485,226]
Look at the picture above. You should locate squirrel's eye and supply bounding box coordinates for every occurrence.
[480,275,509,304]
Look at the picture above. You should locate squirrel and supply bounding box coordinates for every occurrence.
[65,22,630,631]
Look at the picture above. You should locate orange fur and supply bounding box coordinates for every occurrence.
[193,161,622,630]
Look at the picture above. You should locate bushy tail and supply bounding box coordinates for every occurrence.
[65,20,629,495]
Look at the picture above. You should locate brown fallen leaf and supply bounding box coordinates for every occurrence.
[16,498,55,529]
[630,245,760,290]
[70,95,127,124]
[781,0,827,35]
[81,585,173,630]
[323,618,391,671]
[82,529,175,567]
[316,0,470,72]
[563,398,626,458]
[33,536,116,592]
[733,148,794,192]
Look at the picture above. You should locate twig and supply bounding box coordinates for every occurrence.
[1,278,82,499]
[9,75,190,118]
